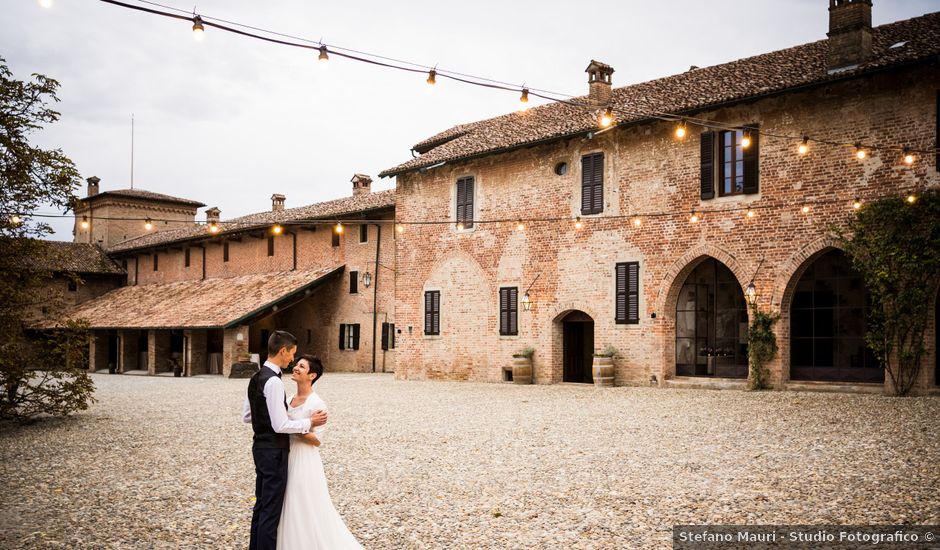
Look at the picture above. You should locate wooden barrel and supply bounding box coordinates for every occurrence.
[512,356,533,385]
[592,356,614,387]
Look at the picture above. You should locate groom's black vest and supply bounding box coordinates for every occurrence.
[247,366,290,449]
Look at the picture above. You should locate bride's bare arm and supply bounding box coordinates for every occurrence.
[297,432,320,447]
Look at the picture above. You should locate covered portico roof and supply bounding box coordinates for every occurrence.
[54,266,343,330]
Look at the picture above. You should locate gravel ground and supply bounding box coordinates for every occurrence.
[1,373,938,549]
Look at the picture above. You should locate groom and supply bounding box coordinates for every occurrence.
[241,330,328,550]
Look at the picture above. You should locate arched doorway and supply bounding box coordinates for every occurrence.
[675,258,748,378]
[790,249,883,382]
[562,311,594,383]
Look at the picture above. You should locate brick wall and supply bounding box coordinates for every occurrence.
[393,66,940,392]
[74,199,198,249]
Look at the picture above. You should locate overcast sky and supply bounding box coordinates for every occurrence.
[4,0,935,240]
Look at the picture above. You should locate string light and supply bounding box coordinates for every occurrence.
[741,130,752,149]
[208,222,220,233]
[599,107,613,128]
[144,218,153,231]
[519,88,529,112]
[456,222,464,231]
[746,209,755,218]
[574,216,583,229]
[674,122,687,140]
[855,143,867,160]
[318,45,329,63]
[192,15,204,41]
[798,136,809,155]
[10,215,22,225]
[690,212,699,223]
[903,148,915,165]
[426,69,436,87]
[334,222,344,234]
[801,205,810,214]
[907,194,917,204]
[272,224,283,235]
[396,223,404,233]
[632,217,642,227]
[853,198,862,210]
[81,216,90,229]
[516,220,525,231]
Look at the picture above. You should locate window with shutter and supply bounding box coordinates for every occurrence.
[153,253,158,271]
[616,262,640,324]
[332,231,340,247]
[267,236,275,256]
[359,224,368,243]
[390,323,395,349]
[581,153,604,215]
[700,132,715,199]
[223,242,230,262]
[185,248,191,267]
[339,324,346,350]
[351,324,360,350]
[499,287,518,335]
[456,177,474,228]
[350,271,358,294]
[381,322,389,350]
[424,290,440,335]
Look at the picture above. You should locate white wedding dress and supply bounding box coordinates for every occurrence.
[276,392,363,550]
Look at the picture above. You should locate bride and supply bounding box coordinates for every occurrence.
[277,355,363,550]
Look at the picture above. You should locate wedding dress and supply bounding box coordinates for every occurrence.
[276,392,363,550]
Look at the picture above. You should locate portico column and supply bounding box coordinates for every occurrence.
[148,330,171,375]
[222,325,249,378]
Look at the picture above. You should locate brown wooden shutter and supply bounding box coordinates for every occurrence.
[185,248,191,267]
[339,324,346,350]
[743,124,759,194]
[350,271,358,294]
[223,242,230,262]
[499,287,518,335]
[425,291,440,335]
[616,262,640,324]
[456,179,466,224]
[352,324,360,350]
[581,153,604,215]
[432,291,440,335]
[615,263,627,323]
[508,287,518,335]
[390,323,395,348]
[499,288,509,335]
[700,131,715,199]
[381,322,389,350]
[591,153,604,213]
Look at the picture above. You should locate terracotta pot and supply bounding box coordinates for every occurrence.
[511,356,533,384]
[592,356,614,387]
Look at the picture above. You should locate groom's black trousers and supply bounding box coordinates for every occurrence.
[249,447,289,550]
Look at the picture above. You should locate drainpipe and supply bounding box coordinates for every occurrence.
[371,223,381,373]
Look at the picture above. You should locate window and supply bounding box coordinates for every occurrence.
[153,253,158,271]
[185,248,191,267]
[499,287,518,335]
[67,279,77,292]
[223,242,230,262]
[382,322,396,350]
[332,231,340,247]
[359,224,368,243]
[424,290,440,335]
[339,324,360,350]
[700,127,759,199]
[349,271,358,294]
[581,153,604,215]
[456,176,474,228]
[554,161,568,176]
[267,236,275,257]
[615,262,640,324]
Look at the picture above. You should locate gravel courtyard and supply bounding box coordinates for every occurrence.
[1,373,938,549]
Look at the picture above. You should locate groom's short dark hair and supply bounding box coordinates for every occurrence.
[267,330,297,356]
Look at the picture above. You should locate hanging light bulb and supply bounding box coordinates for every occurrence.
[396,223,404,233]
[746,209,755,218]
[632,217,642,227]
[144,218,153,231]
[334,222,344,234]
[574,217,583,230]
[741,130,752,149]
[426,69,436,87]
[903,148,915,165]
[855,143,867,160]
[798,137,809,155]
[272,224,283,235]
[516,220,525,231]
[519,88,529,112]
[674,122,687,140]
[690,213,699,223]
[80,216,89,229]
[907,194,917,204]
[599,107,613,128]
[852,198,862,210]
[192,15,205,41]
[208,222,220,234]
[318,45,329,64]
[456,222,464,231]
[801,205,810,214]
[10,215,22,225]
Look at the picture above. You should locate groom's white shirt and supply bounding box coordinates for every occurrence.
[241,361,311,434]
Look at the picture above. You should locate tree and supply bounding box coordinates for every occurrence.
[838,191,940,396]
[0,57,95,421]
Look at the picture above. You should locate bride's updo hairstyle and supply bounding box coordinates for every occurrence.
[299,355,324,386]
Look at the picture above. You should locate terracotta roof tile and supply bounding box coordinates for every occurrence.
[84,189,206,208]
[53,266,343,329]
[108,189,395,253]
[380,12,940,177]
[29,241,125,275]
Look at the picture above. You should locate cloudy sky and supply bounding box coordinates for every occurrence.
[4,0,935,240]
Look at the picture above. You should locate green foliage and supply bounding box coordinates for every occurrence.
[0,58,91,421]
[836,191,940,396]
[593,345,618,358]
[747,306,779,390]
[512,347,535,359]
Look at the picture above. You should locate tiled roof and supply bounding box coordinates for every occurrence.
[108,189,395,253]
[380,12,940,177]
[82,189,206,208]
[30,241,125,275]
[52,266,343,329]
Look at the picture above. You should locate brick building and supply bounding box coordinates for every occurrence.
[380,2,940,393]
[61,175,396,377]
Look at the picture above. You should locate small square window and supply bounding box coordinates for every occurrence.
[359,224,368,243]
[67,279,77,292]
[332,231,340,247]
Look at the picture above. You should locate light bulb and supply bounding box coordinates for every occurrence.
[746,210,755,218]
[907,195,916,204]
[335,222,344,234]
[903,149,915,165]
[318,46,329,64]
[144,218,153,231]
[852,199,862,210]
[456,222,464,231]
[855,144,866,160]
[690,213,699,223]
[632,217,642,227]
[802,205,810,214]
[209,223,219,234]
[426,69,436,87]
[272,224,283,235]
[674,124,687,139]
[741,131,752,149]
[396,223,404,233]
[80,216,89,229]
[599,107,613,128]
[798,137,809,155]
[192,16,205,41]
[574,217,583,230]
[519,88,529,112]
[516,221,525,231]
[11,215,21,224]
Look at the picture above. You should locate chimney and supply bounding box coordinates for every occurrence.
[205,207,221,224]
[585,60,614,104]
[86,176,100,197]
[351,174,372,196]
[271,194,286,212]
[827,0,873,71]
